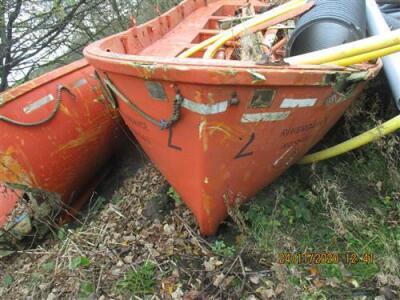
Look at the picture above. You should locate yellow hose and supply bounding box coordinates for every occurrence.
[203,0,308,59]
[178,0,305,58]
[298,115,400,164]
[324,43,400,66]
[179,2,400,163]
[286,29,400,65]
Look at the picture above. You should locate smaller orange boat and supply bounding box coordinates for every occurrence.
[85,0,381,235]
[0,59,121,243]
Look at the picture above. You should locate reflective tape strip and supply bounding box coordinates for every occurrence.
[182,99,229,115]
[280,98,317,108]
[241,111,290,123]
[74,78,88,88]
[23,94,55,114]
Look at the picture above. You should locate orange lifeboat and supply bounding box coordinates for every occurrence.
[0,59,121,233]
[84,0,381,235]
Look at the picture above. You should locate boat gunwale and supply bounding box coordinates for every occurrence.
[84,33,358,72]
[84,0,381,79]
[83,29,381,81]
[85,41,382,86]
[0,59,89,107]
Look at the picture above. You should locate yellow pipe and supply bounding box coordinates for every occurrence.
[203,0,308,59]
[286,29,400,65]
[178,0,305,59]
[325,43,400,66]
[298,115,400,164]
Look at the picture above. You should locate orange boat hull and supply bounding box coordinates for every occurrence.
[84,0,381,235]
[0,59,121,228]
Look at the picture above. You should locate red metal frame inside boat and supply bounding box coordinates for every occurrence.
[0,59,122,226]
[84,0,382,235]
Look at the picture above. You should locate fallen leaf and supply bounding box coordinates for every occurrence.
[350,279,360,288]
[172,286,184,300]
[204,257,223,272]
[309,266,319,277]
[213,274,225,287]
[250,275,260,285]
[313,279,325,289]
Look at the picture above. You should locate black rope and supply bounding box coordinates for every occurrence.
[0,84,76,127]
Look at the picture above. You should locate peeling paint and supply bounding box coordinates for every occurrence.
[248,70,266,84]
[73,78,88,89]
[0,148,34,186]
[128,62,157,79]
[216,68,238,77]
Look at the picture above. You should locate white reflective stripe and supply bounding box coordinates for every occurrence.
[280,98,317,108]
[74,78,88,88]
[23,94,55,114]
[182,99,229,115]
[241,111,290,123]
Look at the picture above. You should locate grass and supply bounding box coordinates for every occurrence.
[238,91,400,298]
[116,262,157,297]
[1,81,398,299]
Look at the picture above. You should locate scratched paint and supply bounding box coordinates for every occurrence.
[0,148,34,185]
[273,146,297,168]
[55,115,110,152]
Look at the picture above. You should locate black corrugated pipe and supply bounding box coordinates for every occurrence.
[381,7,400,13]
[377,0,400,4]
[287,0,366,56]
[384,13,400,28]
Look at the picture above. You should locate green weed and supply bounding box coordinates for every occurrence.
[211,240,236,257]
[78,281,95,299]
[70,256,91,269]
[116,262,156,297]
[167,186,182,205]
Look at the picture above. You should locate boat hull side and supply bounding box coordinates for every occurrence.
[0,60,122,225]
[89,63,376,235]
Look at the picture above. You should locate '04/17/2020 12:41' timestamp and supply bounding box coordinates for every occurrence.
[277,252,374,265]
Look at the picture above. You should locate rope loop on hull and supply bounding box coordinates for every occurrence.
[103,75,183,130]
[0,85,76,127]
